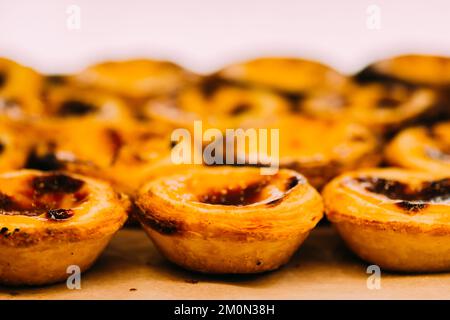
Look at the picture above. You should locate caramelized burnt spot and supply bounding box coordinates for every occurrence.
[199,76,253,98]
[354,67,417,88]
[57,100,97,117]
[0,141,4,154]
[0,72,6,88]
[199,180,269,206]
[355,177,450,212]
[198,175,300,206]
[0,191,81,219]
[377,97,401,109]
[229,103,251,116]
[0,175,86,220]
[107,129,124,165]
[199,77,228,98]
[396,202,427,212]
[285,176,300,190]
[0,191,43,217]
[283,92,304,113]
[0,192,18,211]
[25,147,64,171]
[45,75,67,86]
[46,208,74,221]
[32,173,84,195]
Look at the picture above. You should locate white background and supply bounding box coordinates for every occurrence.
[0,0,449,74]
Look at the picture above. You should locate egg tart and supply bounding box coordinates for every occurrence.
[216,57,349,97]
[385,121,450,175]
[101,125,184,195]
[355,54,450,88]
[41,86,134,124]
[0,58,43,119]
[24,119,125,174]
[25,119,178,195]
[302,82,439,134]
[136,167,323,274]
[0,170,129,285]
[145,77,291,131]
[323,168,450,272]
[234,116,380,189]
[74,59,197,102]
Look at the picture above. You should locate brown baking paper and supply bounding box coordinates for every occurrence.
[1,227,449,300]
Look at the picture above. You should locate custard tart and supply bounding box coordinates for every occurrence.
[323,168,450,272]
[24,119,126,174]
[234,116,381,189]
[101,125,184,195]
[74,59,197,101]
[0,170,129,285]
[25,119,178,195]
[144,77,291,131]
[302,82,439,134]
[216,57,349,96]
[385,121,450,175]
[41,86,134,124]
[136,167,323,274]
[0,58,43,119]
[355,54,450,88]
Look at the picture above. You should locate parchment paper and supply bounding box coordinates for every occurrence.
[2,227,449,300]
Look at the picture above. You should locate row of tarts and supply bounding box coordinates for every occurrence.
[0,54,449,286]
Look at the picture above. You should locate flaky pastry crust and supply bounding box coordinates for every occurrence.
[323,168,450,272]
[136,167,323,274]
[0,170,129,285]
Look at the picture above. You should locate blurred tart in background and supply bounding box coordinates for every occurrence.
[302,82,439,134]
[217,57,349,96]
[355,54,450,118]
[233,116,381,189]
[40,86,135,124]
[355,54,450,88]
[144,77,292,131]
[73,59,198,118]
[24,119,179,195]
[385,121,450,175]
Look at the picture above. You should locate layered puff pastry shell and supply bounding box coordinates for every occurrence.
[323,168,450,272]
[136,167,323,274]
[0,170,129,285]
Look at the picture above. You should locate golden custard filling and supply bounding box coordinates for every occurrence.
[343,175,450,214]
[0,173,88,221]
[195,174,301,207]
[160,170,304,207]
